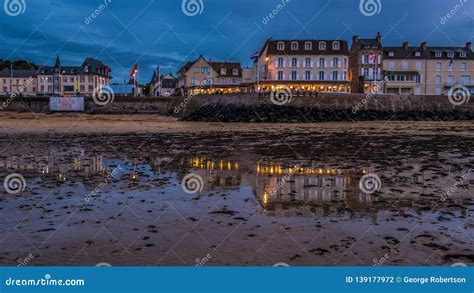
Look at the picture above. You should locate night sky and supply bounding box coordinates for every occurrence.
[0,0,472,83]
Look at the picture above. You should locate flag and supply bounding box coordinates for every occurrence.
[369,53,378,62]
[250,51,259,60]
[129,64,138,78]
[449,58,454,67]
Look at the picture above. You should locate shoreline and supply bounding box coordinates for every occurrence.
[1,113,474,136]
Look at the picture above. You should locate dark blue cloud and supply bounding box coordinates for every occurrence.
[0,0,472,83]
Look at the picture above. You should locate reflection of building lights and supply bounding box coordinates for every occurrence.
[263,191,268,205]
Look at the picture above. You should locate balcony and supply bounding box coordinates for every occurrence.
[444,80,474,87]
[362,75,384,81]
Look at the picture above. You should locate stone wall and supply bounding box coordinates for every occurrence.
[0,93,472,117]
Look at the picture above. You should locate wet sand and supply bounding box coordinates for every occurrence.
[0,114,473,266]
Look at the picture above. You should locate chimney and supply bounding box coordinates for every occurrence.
[421,42,427,50]
[352,35,359,43]
[376,32,382,42]
[467,42,472,50]
[403,42,409,50]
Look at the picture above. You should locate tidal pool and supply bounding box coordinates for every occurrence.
[0,129,473,266]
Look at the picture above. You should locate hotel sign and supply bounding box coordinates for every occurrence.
[49,97,85,112]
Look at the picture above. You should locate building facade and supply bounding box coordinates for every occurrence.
[150,69,178,97]
[350,33,384,94]
[0,56,111,97]
[177,56,243,95]
[255,38,351,93]
[383,42,474,95]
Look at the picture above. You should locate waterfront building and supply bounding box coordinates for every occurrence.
[0,69,37,96]
[177,55,243,95]
[254,38,351,93]
[150,69,178,97]
[383,42,474,95]
[0,56,111,97]
[349,33,384,94]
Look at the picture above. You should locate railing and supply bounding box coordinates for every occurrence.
[445,81,474,87]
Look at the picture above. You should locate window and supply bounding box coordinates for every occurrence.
[333,58,339,68]
[435,51,442,58]
[318,71,325,81]
[220,68,226,75]
[291,58,297,67]
[201,67,209,74]
[388,52,395,57]
[305,42,312,50]
[192,77,197,85]
[448,75,453,83]
[332,41,340,50]
[416,62,422,70]
[460,51,467,58]
[277,42,284,50]
[448,61,454,69]
[305,58,311,67]
[415,52,421,57]
[389,62,395,69]
[305,71,311,80]
[436,75,442,84]
[319,58,325,68]
[277,71,284,80]
[447,51,454,58]
[219,78,226,84]
[63,77,67,82]
[435,88,441,95]
[88,76,93,82]
[342,72,347,80]
[291,42,298,50]
[332,71,338,81]
[88,85,93,92]
[436,62,442,70]
[319,42,326,50]
[363,55,369,64]
[291,71,297,80]
[70,77,74,82]
[461,62,467,70]
[363,68,369,77]
[402,61,408,70]
[278,58,284,67]
[416,75,421,83]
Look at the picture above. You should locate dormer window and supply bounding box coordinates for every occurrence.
[291,42,298,50]
[447,51,454,58]
[277,42,284,50]
[415,52,421,57]
[232,68,238,76]
[460,51,467,58]
[435,51,442,58]
[388,52,395,57]
[319,42,326,50]
[305,42,312,50]
[332,41,340,50]
[220,68,226,75]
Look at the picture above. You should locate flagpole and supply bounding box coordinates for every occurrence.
[257,56,260,93]
[10,63,13,94]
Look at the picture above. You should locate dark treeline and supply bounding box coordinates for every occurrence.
[0,59,39,70]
